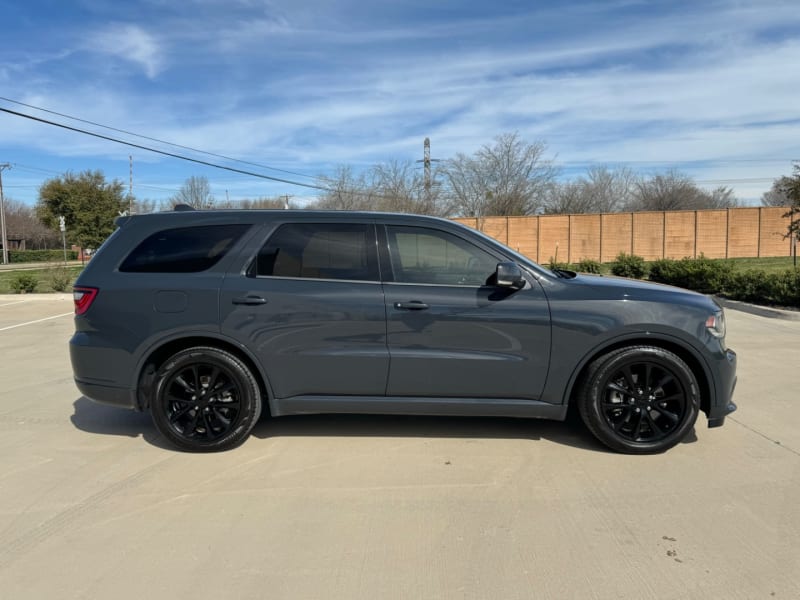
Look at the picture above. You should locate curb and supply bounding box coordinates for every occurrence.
[714,296,800,321]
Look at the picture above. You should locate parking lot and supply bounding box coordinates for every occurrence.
[0,294,798,599]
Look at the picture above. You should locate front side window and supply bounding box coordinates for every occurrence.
[120,224,251,273]
[253,223,378,281]
[386,226,498,286]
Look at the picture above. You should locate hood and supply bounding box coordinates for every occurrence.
[558,273,718,310]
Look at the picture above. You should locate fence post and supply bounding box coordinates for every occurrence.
[536,216,541,263]
[694,211,698,258]
[662,211,666,259]
[599,214,604,263]
[725,208,730,259]
[567,214,572,263]
[757,207,762,258]
[630,212,634,255]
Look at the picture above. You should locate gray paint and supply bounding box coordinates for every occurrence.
[70,209,737,428]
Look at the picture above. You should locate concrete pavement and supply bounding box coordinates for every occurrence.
[0,296,797,599]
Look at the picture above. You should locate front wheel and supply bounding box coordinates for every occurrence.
[578,346,700,454]
[151,346,262,452]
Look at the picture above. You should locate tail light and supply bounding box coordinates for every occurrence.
[73,287,98,315]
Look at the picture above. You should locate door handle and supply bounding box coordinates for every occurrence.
[232,295,267,305]
[394,301,429,310]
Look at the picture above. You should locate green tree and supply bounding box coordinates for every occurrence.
[36,170,126,249]
[782,163,800,242]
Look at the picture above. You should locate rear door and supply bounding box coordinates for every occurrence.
[220,221,389,399]
[381,224,551,400]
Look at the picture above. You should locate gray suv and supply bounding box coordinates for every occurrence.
[70,209,737,453]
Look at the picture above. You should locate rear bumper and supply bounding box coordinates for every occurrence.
[74,377,137,410]
[70,331,139,410]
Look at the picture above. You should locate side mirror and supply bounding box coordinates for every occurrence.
[496,262,525,289]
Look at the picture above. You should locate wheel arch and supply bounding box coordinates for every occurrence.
[135,334,272,413]
[563,335,713,418]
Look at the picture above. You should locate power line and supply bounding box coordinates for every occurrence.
[0,107,337,193]
[0,96,319,181]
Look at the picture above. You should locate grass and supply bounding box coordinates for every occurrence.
[0,265,85,294]
[721,256,797,274]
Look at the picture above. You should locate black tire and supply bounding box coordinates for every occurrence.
[577,346,699,454]
[151,346,262,452]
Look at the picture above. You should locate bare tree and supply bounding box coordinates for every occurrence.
[761,176,793,207]
[629,170,737,211]
[235,196,300,210]
[544,165,636,214]
[312,165,378,211]
[3,198,60,249]
[442,133,558,217]
[703,186,739,209]
[131,197,158,214]
[543,181,594,214]
[168,175,215,209]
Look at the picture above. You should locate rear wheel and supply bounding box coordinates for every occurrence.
[151,346,262,452]
[578,346,699,454]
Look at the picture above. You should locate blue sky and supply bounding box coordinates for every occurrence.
[1,0,799,207]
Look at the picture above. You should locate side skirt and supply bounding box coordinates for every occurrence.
[269,395,567,421]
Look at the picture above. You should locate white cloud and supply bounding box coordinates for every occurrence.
[87,24,163,79]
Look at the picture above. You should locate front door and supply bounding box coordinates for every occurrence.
[382,225,551,400]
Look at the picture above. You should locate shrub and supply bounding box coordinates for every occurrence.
[610,253,647,279]
[9,250,78,263]
[724,270,773,304]
[9,272,38,294]
[648,258,680,285]
[547,257,570,271]
[722,269,799,308]
[646,255,732,294]
[765,270,800,307]
[574,258,602,274]
[46,264,74,292]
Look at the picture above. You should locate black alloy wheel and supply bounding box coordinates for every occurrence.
[578,346,700,454]
[151,347,261,452]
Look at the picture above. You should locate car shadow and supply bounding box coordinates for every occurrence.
[249,412,610,452]
[70,396,174,450]
[71,396,697,453]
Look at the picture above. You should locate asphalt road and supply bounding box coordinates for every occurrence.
[0,294,798,599]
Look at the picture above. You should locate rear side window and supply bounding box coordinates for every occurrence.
[253,223,378,281]
[120,224,251,273]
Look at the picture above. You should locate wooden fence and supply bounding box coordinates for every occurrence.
[453,207,795,263]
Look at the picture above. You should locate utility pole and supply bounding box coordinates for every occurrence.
[0,163,10,265]
[416,138,440,209]
[283,195,292,209]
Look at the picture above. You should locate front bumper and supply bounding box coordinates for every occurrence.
[706,348,737,428]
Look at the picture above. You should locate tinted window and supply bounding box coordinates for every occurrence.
[387,226,497,286]
[120,224,250,273]
[254,223,378,281]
